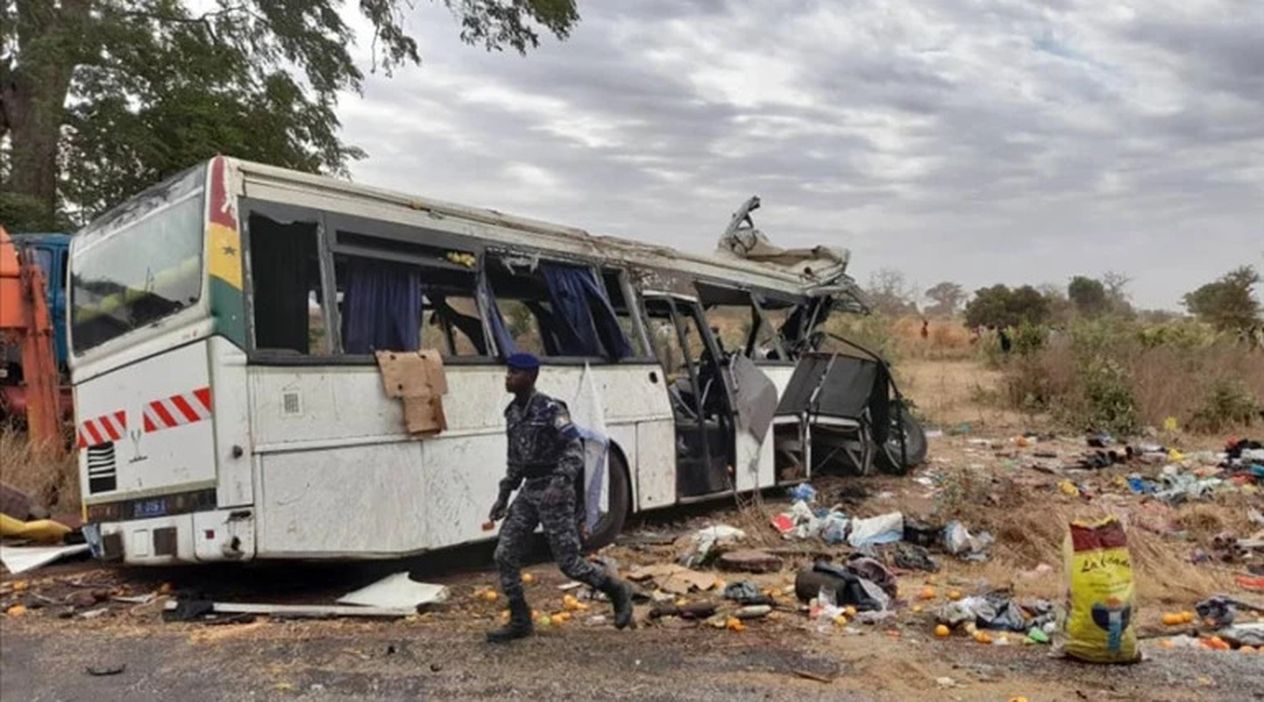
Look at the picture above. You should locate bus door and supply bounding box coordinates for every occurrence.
[643,295,736,499]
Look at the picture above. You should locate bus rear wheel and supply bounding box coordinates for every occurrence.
[582,447,630,552]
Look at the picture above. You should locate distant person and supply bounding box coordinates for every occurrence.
[920,319,929,340]
[998,327,1012,354]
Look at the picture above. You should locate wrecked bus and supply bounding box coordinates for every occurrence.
[69,157,919,565]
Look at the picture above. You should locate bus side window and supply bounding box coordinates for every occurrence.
[333,253,486,357]
[486,255,635,360]
[602,268,647,357]
[248,215,325,355]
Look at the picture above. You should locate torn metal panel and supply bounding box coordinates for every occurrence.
[162,601,413,618]
[716,196,850,285]
[336,572,449,609]
[0,543,90,574]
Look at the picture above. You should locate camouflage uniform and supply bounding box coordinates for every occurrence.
[494,391,610,601]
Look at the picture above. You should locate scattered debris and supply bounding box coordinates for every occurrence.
[85,664,125,677]
[335,572,449,610]
[787,483,817,503]
[0,514,72,543]
[942,521,994,561]
[0,543,90,574]
[721,580,765,605]
[893,543,939,572]
[627,564,718,594]
[717,549,783,574]
[679,524,746,567]
[848,512,904,548]
[648,602,716,620]
[1064,517,1139,663]
[163,601,415,620]
[734,604,772,620]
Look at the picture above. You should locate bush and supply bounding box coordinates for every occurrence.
[1079,356,1139,435]
[1188,380,1261,433]
[999,318,1264,436]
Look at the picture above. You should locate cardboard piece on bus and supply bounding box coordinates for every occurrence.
[375,350,448,435]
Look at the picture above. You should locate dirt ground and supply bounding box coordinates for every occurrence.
[2,358,1262,701]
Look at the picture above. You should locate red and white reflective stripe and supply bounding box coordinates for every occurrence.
[77,410,127,448]
[143,387,213,433]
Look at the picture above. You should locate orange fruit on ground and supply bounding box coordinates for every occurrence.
[1162,613,1183,626]
[935,624,950,637]
[948,590,963,601]
[919,586,936,600]
[521,573,535,585]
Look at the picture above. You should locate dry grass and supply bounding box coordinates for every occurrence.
[0,426,79,513]
[888,316,976,360]
[999,324,1264,436]
[896,358,1031,430]
[929,467,1245,608]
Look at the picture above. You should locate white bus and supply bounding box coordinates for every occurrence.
[69,157,900,565]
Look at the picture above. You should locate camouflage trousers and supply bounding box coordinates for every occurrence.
[494,477,608,601]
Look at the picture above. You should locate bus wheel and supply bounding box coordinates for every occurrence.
[582,448,630,552]
[876,409,928,475]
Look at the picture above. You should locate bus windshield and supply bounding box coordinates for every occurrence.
[71,166,206,353]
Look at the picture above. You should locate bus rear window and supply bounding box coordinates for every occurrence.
[72,170,206,353]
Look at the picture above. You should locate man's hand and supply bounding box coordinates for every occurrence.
[488,497,508,523]
[542,476,572,507]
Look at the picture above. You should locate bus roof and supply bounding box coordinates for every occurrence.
[228,158,844,298]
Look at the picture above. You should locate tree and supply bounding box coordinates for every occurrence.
[1,1,579,228]
[1101,270,1134,317]
[1183,266,1261,333]
[923,281,966,318]
[1068,276,1108,317]
[1038,282,1073,324]
[864,268,919,316]
[964,284,1051,329]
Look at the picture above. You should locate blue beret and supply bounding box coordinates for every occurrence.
[506,352,540,370]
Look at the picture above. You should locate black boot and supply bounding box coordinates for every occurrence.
[600,578,634,630]
[486,596,533,643]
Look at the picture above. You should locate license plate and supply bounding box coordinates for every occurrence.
[133,498,167,518]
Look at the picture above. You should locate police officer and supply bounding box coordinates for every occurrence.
[486,353,633,643]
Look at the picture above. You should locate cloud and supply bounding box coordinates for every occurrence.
[336,0,1264,309]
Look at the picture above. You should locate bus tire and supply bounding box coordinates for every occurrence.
[876,410,928,475]
[582,446,630,553]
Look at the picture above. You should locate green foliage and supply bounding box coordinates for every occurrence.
[1182,266,1261,333]
[964,284,1051,329]
[1188,380,1260,433]
[1077,356,1139,435]
[1068,276,1108,318]
[2,0,580,224]
[1135,320,1217,350]
[822,313,900,365]
[1011,321,1047,356]
[0,191,72,232]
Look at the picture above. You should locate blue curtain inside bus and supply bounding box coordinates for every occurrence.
[341,258,423,353]
[539,263,633,359]
[477,275,517,357]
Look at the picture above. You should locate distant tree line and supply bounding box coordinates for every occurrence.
[860,265,1262,338]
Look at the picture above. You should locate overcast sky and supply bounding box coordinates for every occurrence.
[337,1,1264,310]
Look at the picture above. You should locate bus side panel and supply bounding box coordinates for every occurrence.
[257,443,426,556]
[77,340,217,502]
[209,337,252,507]
[635,420,676,510]
[419,432,508,548]
[757,365,797,488]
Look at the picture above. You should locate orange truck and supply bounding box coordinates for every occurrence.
[0,225,64,453]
